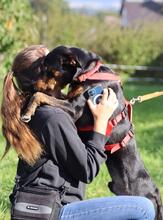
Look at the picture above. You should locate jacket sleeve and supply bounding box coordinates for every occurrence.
[40,110,107,184]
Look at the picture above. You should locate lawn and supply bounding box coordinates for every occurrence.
[0,82,163,219]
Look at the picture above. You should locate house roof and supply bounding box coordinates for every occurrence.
[120,0,163,26]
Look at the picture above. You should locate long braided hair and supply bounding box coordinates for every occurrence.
[1,45,49,165]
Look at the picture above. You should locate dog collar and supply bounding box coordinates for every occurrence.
[78,61,120,82]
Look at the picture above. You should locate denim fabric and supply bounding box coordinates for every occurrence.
[58,196,155,220]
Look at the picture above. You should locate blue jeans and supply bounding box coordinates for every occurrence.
[58,196,155,220]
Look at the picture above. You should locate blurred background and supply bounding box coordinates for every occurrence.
[0,0,163,219]
[1,0,163,78]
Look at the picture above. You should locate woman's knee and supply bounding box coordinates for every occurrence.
[137,197,155,219]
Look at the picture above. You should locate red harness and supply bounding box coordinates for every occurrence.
[104,101,133,154]
[77,61,134,154]
[78,60,120,82]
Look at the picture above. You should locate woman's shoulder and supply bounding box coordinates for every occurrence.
[36,105,65,116]
[29,105,72,133]
[33,105,71,123]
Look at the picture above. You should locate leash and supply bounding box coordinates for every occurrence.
[130,91,163,105]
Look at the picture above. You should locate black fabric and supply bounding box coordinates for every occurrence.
[16,157,48,187]
[11,186,61,220]
[13,105,107,204]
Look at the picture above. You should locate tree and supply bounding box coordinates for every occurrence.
[0,0,38,75]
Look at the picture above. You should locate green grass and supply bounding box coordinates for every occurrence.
[0,82,163,219]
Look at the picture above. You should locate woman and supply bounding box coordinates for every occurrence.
[1,45,155,220]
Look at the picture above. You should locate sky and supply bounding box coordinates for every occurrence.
[66,0,122,12]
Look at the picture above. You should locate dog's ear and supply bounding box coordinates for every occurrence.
[70,47,101,65]
[69,47,101,80]
[64,52,82,69]
[60,50,84,80]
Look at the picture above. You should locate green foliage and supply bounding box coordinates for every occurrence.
[32,0,101,49]
[0,0,38,74]
[33,1,163,75]
[1,0,163,76]
[89,22,163,68]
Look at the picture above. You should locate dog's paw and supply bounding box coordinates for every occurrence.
[21,115,31,123]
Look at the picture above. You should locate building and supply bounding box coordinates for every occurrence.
[120,0,163,27]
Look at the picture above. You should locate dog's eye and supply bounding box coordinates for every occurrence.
[45,67,54,76]
[47,67,55,73]
[62,57,77,66]
[69,59,76,66]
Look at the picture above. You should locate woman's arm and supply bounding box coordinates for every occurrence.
[41,111,106,183]
[40,88,118,183]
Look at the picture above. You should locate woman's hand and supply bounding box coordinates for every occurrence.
[87,88,118,135]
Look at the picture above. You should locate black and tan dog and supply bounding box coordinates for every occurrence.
[22,46,163,220]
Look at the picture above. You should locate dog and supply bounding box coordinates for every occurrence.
[22,45,163,220]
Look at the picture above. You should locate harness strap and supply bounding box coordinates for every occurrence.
[78,61,102,82]
[105,129,134,154]
[77,125,94,132]
[105,109,126,136]
[125,100,132,122]
[84,72,120,82]
[77,61,134,154]
[78,108,127,135]
[78,103,133,154]
[78,61,120,82]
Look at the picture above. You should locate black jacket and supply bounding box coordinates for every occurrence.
[15,105,107,204]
